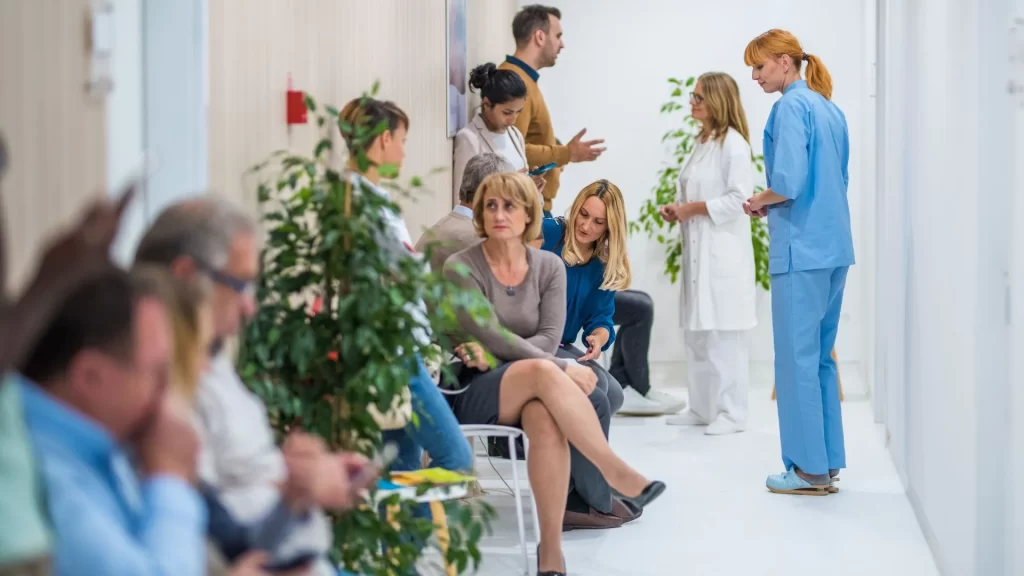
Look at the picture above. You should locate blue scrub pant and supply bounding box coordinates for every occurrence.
[771,266,848,475]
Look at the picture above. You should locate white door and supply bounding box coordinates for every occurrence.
[106,0,208,265]
[107,0,146,266]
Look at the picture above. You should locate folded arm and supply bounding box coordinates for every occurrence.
[443,259,567,369]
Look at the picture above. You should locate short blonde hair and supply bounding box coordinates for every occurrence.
[561,180,632,290]
[472,172,543,243]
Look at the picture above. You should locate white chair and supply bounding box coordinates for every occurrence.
[460,424,541,575]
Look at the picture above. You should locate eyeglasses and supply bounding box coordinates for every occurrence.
[689,92,704,104]
[202,266,255,295]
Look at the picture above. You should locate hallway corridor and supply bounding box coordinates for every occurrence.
[472,389,940,575]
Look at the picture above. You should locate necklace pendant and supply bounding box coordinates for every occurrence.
[505,286,516,297]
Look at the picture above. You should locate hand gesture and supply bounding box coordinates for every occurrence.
[578,329,608,362]
[137,396,200,482]
[659,203,680,223]
[564,362,597,395]
[455,342,490,371]
[743,195,768,219]
[567,128,606,163]
[281,432,329,510]
[529,169,547,197]
[337,451,378,500]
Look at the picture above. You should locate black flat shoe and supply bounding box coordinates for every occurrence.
[614,481,666,510]
[537,543,566,575]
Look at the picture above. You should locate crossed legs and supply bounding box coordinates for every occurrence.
[496,359,652,572]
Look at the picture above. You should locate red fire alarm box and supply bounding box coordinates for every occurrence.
[287,90,307,125]
[286,75,307,125]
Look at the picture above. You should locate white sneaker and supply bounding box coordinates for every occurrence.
[665,410,706,426]
[646,389,686,414]
[705,415,744,435]
[618,386,666,416]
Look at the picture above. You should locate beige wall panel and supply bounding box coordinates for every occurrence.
[209,0,518,240]
[0,0,107,292]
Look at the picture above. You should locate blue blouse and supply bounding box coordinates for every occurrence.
[540,218,617,350]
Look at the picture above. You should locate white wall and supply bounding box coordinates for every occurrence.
[1009,2,1024,573]
[208,0,517,234]
[531,0,872,393]
[875,0,1017,574]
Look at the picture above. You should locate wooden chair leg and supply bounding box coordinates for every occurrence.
[771,347,843,401]
[429,501,457,576]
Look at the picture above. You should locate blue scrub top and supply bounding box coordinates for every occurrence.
[540,217,617,350]
[763,80,855,274]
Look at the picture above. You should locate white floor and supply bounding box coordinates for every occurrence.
[466,390,940,576]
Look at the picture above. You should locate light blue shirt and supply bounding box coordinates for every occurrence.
[18,377,207,576]
[763,80,855,274]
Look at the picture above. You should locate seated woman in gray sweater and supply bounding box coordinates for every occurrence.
[442,172,665,576]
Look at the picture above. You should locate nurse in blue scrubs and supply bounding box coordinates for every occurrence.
[742,29,855,495]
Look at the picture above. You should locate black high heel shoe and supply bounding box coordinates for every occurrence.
[613,480,666,510]
[537,543,566,576]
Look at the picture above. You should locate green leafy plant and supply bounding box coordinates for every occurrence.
[238,84,497,575]
[629,76,771,290]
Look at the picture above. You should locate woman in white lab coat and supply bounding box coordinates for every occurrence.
[660,72,757,435]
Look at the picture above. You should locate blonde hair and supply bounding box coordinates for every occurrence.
[744,29,833,100]
[697,72,750,144]
[472,172,543,243]
[131,265,215,402]
[560,180,632,291]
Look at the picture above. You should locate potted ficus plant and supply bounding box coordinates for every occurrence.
[237,83,497,575]
[630,76,771,290]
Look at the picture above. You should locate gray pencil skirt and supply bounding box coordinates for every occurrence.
[444,361,515,426]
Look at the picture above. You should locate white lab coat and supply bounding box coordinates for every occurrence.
[677,128,758,332]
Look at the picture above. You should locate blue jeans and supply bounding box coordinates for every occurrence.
[381,356,472,473]
[379,357,471,572]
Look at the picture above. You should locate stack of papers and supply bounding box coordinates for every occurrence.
[388,468,476,486]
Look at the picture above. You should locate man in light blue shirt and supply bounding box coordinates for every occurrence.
[0,132,137,574]
[18,265,207,576]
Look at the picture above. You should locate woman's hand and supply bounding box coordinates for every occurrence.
[578,328,609,362]
[564,362,597,395]
[455,342,490,371]
[530,170,547,197]
[743,194,768,219]
[661,202,696,223]
[520,167,547,203]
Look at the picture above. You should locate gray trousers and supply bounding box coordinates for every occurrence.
[555,345,625,514]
